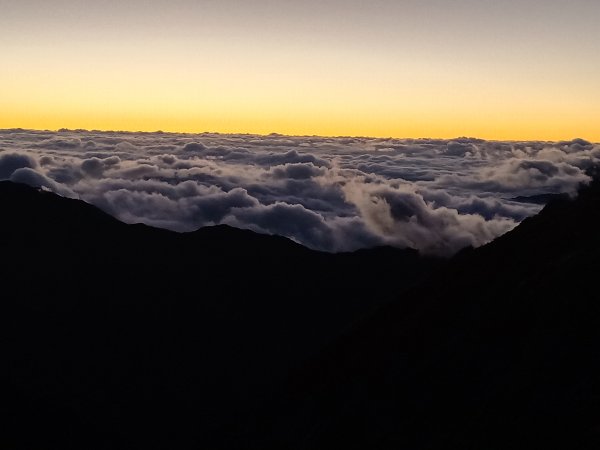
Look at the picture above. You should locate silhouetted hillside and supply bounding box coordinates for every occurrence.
[1,181,438,450]
[249,176,600,450]
[4,176,600,450]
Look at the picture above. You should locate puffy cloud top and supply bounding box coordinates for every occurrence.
[0,153,37,179]
[1,129,597,255]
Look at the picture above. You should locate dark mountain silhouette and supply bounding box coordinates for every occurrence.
[246,176,600,450]
[1,180,439,450]
[3,175,600,449]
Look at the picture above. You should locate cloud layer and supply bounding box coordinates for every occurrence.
[1,129,597,255]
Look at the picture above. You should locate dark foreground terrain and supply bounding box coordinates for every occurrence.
[3,177,600,449]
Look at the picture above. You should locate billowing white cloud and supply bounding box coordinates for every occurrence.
[0,152,37,179]
[0,129,597,255]
[9,167,76,198]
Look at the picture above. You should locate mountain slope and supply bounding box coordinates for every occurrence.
[5,177,600,450]
[0,181,439,450]
[252,177,600,449]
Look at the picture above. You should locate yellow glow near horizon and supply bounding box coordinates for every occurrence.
[3,80,598,142]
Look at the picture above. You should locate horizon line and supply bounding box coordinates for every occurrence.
[1,127,597,145]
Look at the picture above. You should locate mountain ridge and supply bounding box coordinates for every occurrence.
[3,177,600,449]
[250,175,600,450]
[1,180,438,450]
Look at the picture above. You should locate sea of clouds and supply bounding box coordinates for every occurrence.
[1,129,598,255]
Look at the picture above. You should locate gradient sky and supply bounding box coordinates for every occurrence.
[2,0,599,140]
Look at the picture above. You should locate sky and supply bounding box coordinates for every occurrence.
[1,0,599,140]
